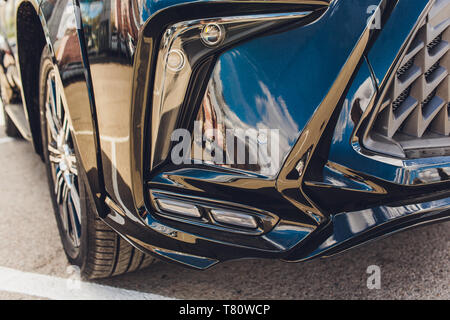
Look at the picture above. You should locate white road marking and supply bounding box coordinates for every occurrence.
[0,137,14,145]
[0,266,174,300]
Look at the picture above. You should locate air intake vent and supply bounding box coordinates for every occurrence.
[367,0,450,158]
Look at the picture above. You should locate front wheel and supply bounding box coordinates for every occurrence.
[39,46,156,279]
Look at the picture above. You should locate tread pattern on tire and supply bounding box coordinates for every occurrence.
[83,213,157,279]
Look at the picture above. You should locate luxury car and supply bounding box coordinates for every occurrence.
[0,0,449,279]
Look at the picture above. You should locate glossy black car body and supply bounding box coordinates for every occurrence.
[1,0,449,271]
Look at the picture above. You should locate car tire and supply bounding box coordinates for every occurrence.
[39,45,156,279]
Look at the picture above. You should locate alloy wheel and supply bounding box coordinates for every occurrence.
[45,70,81,248]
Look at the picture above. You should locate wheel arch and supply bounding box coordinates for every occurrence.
[15,0,108,219]
[15,0,47,155]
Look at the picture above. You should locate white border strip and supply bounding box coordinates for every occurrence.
[0,266,174,300]
[0,137,14,145]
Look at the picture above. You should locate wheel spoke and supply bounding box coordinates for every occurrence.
[62,171,73,189]
[67,195,81,247]
[69,164,78,176]
[47,76,61,131]
[58,114,70,147]
[49,154,62,165]
[45,108,59,142]
[47,77,56,115]
[60,184,70,232]
[55,80,63,122]
[54,169,64,203]
[62,180,70,206]
[48,144,62,164]
[69,183,81,223]
[48,143,60,156]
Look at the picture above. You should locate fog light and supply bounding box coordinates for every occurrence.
[166,49,185,72]
[201,23,224,46]
[210,209,258,229]
[155,198,201,218]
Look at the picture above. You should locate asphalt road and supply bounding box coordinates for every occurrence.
[0,125,448,300]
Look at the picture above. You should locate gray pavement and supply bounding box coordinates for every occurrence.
[0,126,448,300]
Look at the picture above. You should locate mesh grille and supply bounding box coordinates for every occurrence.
[397,57,415,77]
[369,0,450,157]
